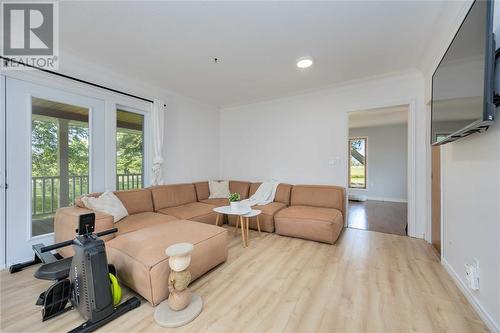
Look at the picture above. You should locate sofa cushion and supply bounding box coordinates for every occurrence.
[81,191,128,222]
[74,192,101,207]
[157,202,217,224]
[228,202,286,232]
[75,188,154,215]
[194,181,251,201]
[106,220,228,305]
[114,188,154,214]
[199,198,229,207]
[229,181,251,199]
[151,184,197,210]
[249,183,292,205]
[208,180,230,199]
[194,181,210,200]
[115,212,177,236]
[290,185,345,217]
[274,205,344,244]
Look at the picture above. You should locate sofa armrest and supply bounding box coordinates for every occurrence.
[54,206,114,257]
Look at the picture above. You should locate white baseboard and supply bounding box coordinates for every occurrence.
[409,231,424,239]
[367,196,408,203]
[442,258,500,333]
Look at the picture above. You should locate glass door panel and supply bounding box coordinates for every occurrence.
[31,97,89,236]
[116,109,144,190]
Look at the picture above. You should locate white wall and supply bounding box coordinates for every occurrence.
[220,71,428,238]
[422,1,500,331]
[349,123,408,202]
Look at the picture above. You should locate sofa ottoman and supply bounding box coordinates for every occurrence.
[275,206,344,244]
[106,220,228,305]
[274,185,345,244]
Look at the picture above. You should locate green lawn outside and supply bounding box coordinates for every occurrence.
[350,165,365,187]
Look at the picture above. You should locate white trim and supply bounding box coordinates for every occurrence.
[442,258,500,333]
[440,146,444,259]
[0,75,5,268]
[365,197,408,203]
[346,101,417,238]
[104,100,118,191]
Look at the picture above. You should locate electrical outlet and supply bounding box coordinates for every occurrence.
[465,259,480,291]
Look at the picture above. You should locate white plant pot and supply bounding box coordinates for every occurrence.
[230,201,240,211]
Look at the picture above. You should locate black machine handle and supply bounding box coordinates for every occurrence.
[95,228,118,238]
[41,240,74,253]
[40,228,118,253]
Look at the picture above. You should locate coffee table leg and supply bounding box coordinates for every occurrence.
[215,213,220,226]
[257,216,261,234]
[235,216,239,229]
[240,216,246,247]
[246,217,250,245]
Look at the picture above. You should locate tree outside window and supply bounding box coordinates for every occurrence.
[349,138,366,189]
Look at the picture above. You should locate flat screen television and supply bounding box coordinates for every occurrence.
[431,0,497,145]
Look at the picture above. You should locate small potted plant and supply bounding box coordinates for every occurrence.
[228,192,241,211]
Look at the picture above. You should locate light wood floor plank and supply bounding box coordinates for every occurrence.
[0,227,489,333]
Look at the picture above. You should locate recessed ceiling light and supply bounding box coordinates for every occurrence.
[296,56,313,69]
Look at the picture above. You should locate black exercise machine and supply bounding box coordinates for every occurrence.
[10,213,141,333]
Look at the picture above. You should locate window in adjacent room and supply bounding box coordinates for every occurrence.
[349,137,367,189]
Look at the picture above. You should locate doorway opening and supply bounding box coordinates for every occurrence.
[347,105,409,236]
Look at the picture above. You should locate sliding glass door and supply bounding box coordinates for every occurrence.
[5,77,105,264]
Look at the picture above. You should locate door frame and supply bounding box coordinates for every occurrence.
[345,101,416,237]
[431,145,443,258]
[1,70,152,267]
[1,76,6,269]
[5,77,107,265]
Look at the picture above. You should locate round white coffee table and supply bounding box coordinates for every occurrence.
[212,206,261,247]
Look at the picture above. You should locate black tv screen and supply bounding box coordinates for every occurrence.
[431,0,496,145]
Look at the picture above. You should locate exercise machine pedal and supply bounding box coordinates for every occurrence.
[41,279,73,321]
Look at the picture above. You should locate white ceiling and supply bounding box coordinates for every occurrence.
[349,106,408,129]
[60,1,449,107]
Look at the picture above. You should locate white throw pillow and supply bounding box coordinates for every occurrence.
[208,180,231,199]
[81,191,128,223]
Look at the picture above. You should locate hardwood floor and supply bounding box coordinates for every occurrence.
[348,200,408,236]
[0,227,488,333]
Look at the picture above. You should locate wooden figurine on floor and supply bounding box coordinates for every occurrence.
[166,243,193,311]
[154,242,203,327]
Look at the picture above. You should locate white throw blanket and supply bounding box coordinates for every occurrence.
[241,181,280,207]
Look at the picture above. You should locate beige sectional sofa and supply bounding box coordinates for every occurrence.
[54,180,345,305]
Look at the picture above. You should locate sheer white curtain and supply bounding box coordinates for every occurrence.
[151,99,165,185]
